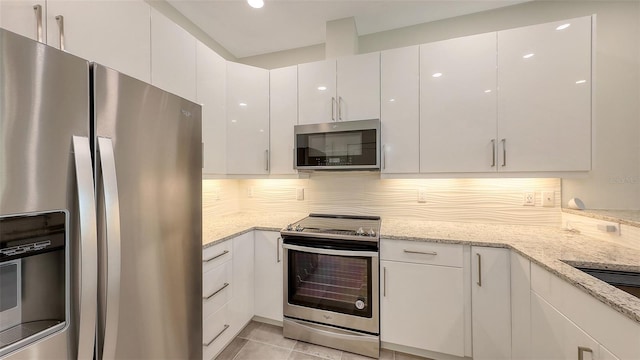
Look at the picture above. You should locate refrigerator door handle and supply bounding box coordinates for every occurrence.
[72,136,98,360]
[97,137,122,360]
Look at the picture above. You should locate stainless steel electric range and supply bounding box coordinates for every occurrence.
[280,214,381,358]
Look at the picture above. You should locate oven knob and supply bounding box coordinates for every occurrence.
[355,299,366,310]
[295,224,303,232]
[356,227,365,236]
[286,224,293,231]
[368,229,376,237]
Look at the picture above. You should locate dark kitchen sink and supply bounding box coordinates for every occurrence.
[573,267,640,299]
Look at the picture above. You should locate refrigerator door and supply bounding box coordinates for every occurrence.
[0,30,96,359]
[92,64,202,359]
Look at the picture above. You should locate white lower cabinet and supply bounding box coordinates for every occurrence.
[253,231,283,322]
[380,240,465,357]
[229,232,255,330]
[471,247,511,360]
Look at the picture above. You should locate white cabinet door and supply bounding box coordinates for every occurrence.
[269,66,297,175]
[380,260,465,356]
[420,33,497,173]
[298,59,336,125]
[497,16,592,172]
[150,8,196,101]
[530,292,600,360]
[229,232,254,330]
[46,0,151,83]
[336,52,380,121]
[380,45,419,173]
[197,41,226,175]
[510,252,531,360]
[253,231,283,322]
[226,61,270,174]
[471,247,511,360]
[0,0,46,41]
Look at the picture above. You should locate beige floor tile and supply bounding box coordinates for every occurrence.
[288,350,327,360]
[234,340,292,360]
[250,323,298,350]
[378,348,394,360]
[293,341,342,360]
[216,337,248,360]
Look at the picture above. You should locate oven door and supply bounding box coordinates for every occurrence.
[283,243,379,334]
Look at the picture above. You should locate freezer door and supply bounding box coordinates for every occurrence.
[93,64,203,359]
[0,29,96,359]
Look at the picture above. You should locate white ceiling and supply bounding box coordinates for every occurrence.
[167,0,528,59]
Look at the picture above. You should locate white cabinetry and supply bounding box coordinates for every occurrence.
[226,61,270,175]
[497,16,592,172]
[197,41,226,175]
[380,46,419,173]
[380,240,465,357]
[471,247,511,360]
[150,7,196,101]
[0,0,46,41]
[229,232,254,330]
[298,52,380,125]
[269,66,297,175]
[510,252,531,360]
[253,231,283,322]
[419,33,497,173]
[46,0,151,82]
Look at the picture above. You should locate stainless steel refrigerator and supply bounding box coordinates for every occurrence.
[0,29,202,359]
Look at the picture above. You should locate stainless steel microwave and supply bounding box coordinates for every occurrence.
[294,119,380,171]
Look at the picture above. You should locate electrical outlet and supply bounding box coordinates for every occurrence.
[418,188,427,203]
[296,188,304,201]
[523,192,535,206]
[247,187,254,198]
[541,191,554,207]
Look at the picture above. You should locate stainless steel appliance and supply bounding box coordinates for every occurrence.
[281,214,381,358]
[294,119,381,171]
[0,29,202,359]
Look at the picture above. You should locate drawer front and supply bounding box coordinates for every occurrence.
[381,239,463,267]
[203,240,232,273]
[203,260,233,319]
[203,304,233,360]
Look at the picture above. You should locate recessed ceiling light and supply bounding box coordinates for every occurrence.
[523,53,535,59]
[556,23,571,30]
[247,0,264,9]
[432,72,443,78]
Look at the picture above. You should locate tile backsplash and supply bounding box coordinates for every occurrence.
[205,173,561,226]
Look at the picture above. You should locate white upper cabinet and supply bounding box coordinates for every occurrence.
[46,0,151,83]
[298,52,380,125]
[420,33,498,173]
[380,45,420,174]
[226,61,270,175]
[497,16,592,172]
[197,41,226,175]
[1,0,46,42]
[150,8,196,101]
[269,66,298,175]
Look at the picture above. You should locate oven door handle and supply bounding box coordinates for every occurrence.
[282,243,379,258]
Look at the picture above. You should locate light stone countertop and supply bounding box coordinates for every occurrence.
[202,212,640,325]
[563,208,640,228]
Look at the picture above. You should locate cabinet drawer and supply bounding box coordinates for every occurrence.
[381,239,463,267]
[203,304,233,360]
[203,260,233,318]
[203,240,232,273]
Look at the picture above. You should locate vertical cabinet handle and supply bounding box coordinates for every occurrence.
[276,237,281,263]
[501,138,506,167]
[382,145,386,170]
[292,148,296,170]
[331,97,336,121]
[476,253,482,287]
[491,139,496,167]
[33,5,43,42]
[578,346,593,360]
[338,96,343,120]
[264,149,269,172]
[383,266,387,297]
[55,15,65,50]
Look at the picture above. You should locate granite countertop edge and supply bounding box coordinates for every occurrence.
[203,213,640,325]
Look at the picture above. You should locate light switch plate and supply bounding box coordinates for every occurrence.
[418,188,427,203]
[296,188,304,201]
[542,191,554,207]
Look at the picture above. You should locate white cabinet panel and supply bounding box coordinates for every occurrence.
[471,247,511,360]
[229,232,254,330]
[298,59,336,125]
[202,304,233,360]
[380,45,419,173]
[150,8,196,101]
[269,66,297,175]
[497,16,592,172]
[510,252,531,360]
[420,32,497,173]
[253,231,283,322]
[1,0,46,41]
[203,241,232,273]
[336,52,380,121]
[46,0,151,83]
[197,41,226,175]
[380,260,465,356]
[381,239,463,267]
[226,61,270,174]
[203,260,232,319]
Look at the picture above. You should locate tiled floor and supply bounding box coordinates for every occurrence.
[215,321,431,360]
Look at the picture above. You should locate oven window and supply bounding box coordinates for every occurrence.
[288,250,372,318]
